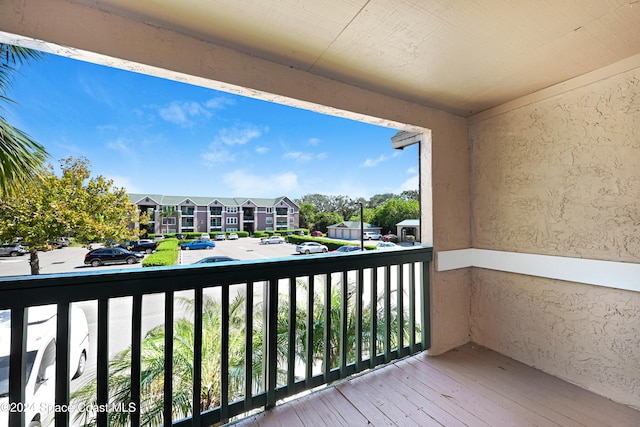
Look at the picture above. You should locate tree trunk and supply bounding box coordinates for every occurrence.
[29,249,40,275]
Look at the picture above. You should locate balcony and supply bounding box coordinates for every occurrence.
[0,247,433,426]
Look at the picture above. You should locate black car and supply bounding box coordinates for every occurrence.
[193,256,238,264]
[84,247,144,267]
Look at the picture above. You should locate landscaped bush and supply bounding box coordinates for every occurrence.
[253,230,267,238]
[142,238,179,267]
[232,231,250,238]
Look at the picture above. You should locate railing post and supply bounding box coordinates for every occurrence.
[420,261,431,350]
[163,291,174,426]
[8,307,27,427]
[96,299,109,427]
[55,303,71,427]
[265,279,278,409]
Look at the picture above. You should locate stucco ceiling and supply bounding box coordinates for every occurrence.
[39,1,640,116]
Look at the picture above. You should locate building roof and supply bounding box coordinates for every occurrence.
[128,193,298,208]
[328,221,380,230]
[397,219,420,227]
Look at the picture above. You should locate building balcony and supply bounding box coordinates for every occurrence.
[1,247,638,427]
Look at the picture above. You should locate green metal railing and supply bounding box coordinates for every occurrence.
[0,246,431,427]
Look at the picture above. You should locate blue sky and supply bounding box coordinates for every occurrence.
[6,52,418,200]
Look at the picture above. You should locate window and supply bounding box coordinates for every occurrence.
[266,217,273,224]
[210,207,222,215]
[226,227,238,232]
[266,207,273,213]
[289,208,295,213]
[162,217,176,225]
[226,207,238,213]
[227,217,238,225]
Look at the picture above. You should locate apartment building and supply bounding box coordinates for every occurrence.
[129,194,299,235]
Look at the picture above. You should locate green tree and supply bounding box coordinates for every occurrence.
[298,202,316,229]
[71,277,416,426]
[372,198,419,233]
[349,206,376,224]
[400,190,419,201]
[0,43,48,196]
[367,193,395,208]
[158,205,178,235]
[0,157,143,274]
[313,211,343,233]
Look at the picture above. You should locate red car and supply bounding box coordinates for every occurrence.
[310,231,323,237]
[382,234,397,242]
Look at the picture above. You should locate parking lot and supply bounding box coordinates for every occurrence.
[0,238,306,277]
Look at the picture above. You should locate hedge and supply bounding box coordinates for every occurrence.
[142,238,179,267]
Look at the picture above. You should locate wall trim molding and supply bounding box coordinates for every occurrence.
[436,249,640,293]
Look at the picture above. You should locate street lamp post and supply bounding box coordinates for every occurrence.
[358,202,364,250]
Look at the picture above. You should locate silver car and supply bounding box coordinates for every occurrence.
[296,242,328,254]
[0,243,27,257]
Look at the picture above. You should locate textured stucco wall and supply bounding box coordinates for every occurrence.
[470,69,640,261]
[469,67,640,408]
[471,269,640,408]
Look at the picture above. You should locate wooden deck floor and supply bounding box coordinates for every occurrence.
[232,343,640,427]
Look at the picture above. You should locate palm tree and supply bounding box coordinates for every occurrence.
[0,43,48,196]
[71,277,417,426]
[71,295,254,426]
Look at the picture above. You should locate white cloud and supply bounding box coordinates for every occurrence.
[283,151,327,162]
[255,146,269,154]
[215,125,265,145]
[204,97,236,110]
[307,137,321,146]
[158,101,212,126]
[395,174,419,193]
[362,154,388,167]
[407,166,418,174]
[361,151,400,167]
[106,137,133,155]
[223,170,299,197]
[201,147,235,165]
[107,175,142,193]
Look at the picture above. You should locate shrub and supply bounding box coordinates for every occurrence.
[142,238,179,267]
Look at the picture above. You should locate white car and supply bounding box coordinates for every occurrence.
[296,242,328,254]
[227,233,239,240]
[363,232,382,240]
[0,306,89,427]
[260,236,285,244]
[376,241,399,249]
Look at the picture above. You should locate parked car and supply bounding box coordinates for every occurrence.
[175,233,185,240]
[227,233,239,240]
[0,243,27,257]
[200,233,211,240]
[330,245,362,254]
[214,233,226,241]
[193,256,238,264]
[296,242,329,254]
[382,233,398,242]
[294,230,305,236]
[310,231,323,237]
[260,236,286,245]
[363,231,382,240]
[181,240,216,250]
[119,240,159,254]
[84,247,145,267]
[0,306,89,427]
[376,242,399,249]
